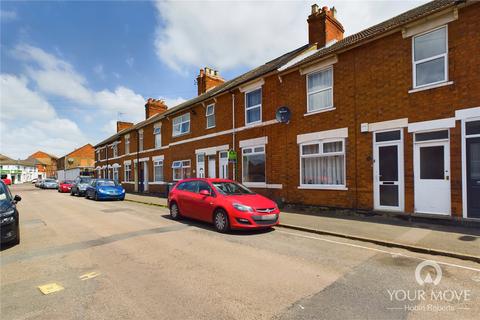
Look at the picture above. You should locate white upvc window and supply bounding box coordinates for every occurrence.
[154,160,164,182]
[242,145,266,183]
[245,88,262,125]
[124,163,131,182]
[206,104,215,129]
[113,167,119,182]
[172,160,191,181]
[138,129,144,152]
[300,139,345,188]
[172,113,190,137]
[112,144,118,158]
[154,124,162,148]
[412,25,448,88]
[307,67,333,113]
[125,134,130,154]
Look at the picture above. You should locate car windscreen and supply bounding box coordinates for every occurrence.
[212,182,255,195]
[79,178,91,183]
[44,179,55,183]
[97,180,117,187]
[0,183,11,203]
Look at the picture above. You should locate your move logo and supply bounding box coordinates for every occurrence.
[415,260,442,286]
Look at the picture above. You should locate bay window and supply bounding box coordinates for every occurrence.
[307,67,333,112]
[245,89,262,125]
[172,160,191,181]
[172,113,190,137]
[413,26,448,88]
[300,139,345,187]
[242,146,265,183]
[154,160,164,182]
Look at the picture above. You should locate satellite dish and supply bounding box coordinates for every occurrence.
[276,106,291,123]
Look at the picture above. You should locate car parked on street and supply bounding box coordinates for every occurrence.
[70,176,92,196]
[85,179,125,201]
[58,180,74,193]
[168,178,280,232]
[35,179,43,188]
[31,178,38,184]
[41,178,58,189]
[0,180,21,247]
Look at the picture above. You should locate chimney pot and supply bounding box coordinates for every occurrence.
[311,4,319,14]
[145,98,168,119]
[307,4,344,47]
[196,67,225,96]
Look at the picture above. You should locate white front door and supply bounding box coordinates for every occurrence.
[196,154,205,178]
[414,132,450,215]
[373,130,404,211]
[208,155,216,178]
[219,151,228,179]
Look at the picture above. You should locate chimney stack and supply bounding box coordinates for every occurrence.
[116,121,134,133]
[307,4,344,47]
[196,67,225,96]
[145,98,168,119]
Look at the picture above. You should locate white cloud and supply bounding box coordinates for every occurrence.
[0,74,88,158]
[0,10,17,22]
[154,0,428,73]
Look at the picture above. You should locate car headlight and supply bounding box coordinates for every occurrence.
[233,203,254,212]
[121,189,125,193]
[1,216,15,225]
[1,209,15,218]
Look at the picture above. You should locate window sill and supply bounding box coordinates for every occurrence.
[206,126,216,130]
[245,120,262,127]
[304,107,336,117]
[172,132,190,139]
[408,81,453,94]
[149,181,166,185]
[298,185,348,191]
[122,182,134,184]
[243,182,282,189]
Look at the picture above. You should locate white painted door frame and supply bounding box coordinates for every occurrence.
[373,129,405,212]
[196,153,205,178]
[461,116,480,219]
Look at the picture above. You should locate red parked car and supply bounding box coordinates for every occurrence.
[58,180,74,193]
[168,178,280,232]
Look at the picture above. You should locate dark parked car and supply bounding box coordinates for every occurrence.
[86,179,125,201]
[70,176,92,196]
[41,178,58,189]
[0,180,21,247]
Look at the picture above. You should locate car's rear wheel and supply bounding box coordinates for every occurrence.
[170,202,181,220]
[214,209,229,233]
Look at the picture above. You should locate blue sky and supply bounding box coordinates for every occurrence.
[0,0,427,159]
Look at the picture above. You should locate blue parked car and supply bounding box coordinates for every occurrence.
[85,179,125,201]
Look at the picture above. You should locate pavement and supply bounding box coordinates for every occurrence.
[2,184,479,320]
[125,192,480,263]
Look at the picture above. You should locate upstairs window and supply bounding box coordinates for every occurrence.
[125,135,130,154]
[307,67,333,113]
[245,88,262,125]
[172,113,190,137]
[112,144,118,158]
[139,130,144,152]
[206,104,215,129]
[413,26,448,88]
[154,124,162,148]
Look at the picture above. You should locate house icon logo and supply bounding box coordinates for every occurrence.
[415,260,442,286]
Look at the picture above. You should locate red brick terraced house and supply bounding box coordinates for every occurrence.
[94,0,480,221]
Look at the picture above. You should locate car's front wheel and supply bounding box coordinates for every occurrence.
[170,202,181,220]
[214,209,229,233]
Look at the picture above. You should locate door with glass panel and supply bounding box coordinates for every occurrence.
[196,154,205,178]
[413,130,450,215]
[466,120,480,218]
[373,130,404,211]
[219,151,229,179]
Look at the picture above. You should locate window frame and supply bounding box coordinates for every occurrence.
[299,138,346,189]
[112,144,118,158]
[412,25,448,89]
[138,129,144,152]
[244,88,262,126]
[125,134,130,154]
[124,163,131,182]
[306,66,334,113]
[153,125,162,149]
[153,160,164,182]
[241,144,266,185]
[172,113,191,137]
[205,104,216,129]
[172,159,191,181]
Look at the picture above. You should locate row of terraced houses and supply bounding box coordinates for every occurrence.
[95,0,480,221]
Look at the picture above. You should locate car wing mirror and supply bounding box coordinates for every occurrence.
[199,189,210,196]
[13,195,21,203]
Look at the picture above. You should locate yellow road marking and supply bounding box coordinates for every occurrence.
[38,283,64,295]
[79,271,101,281]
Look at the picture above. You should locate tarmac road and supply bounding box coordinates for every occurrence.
[1,184,479,320]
